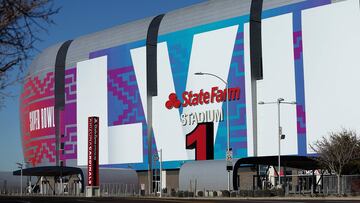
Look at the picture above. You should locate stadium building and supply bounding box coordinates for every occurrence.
[10,0,360,195]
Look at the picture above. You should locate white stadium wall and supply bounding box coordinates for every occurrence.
[76,56,109,165]
[246,12,298,157]
[301,0,360,153]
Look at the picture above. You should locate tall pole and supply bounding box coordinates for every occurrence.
[55,109,60,166]
[194,72,230,191]
[159,149,162,198]
[258,98,295,188]
[277,99,281,187]
[147,96,153,195]
[17,163,23,196]
[226,82,230,192]
[20,166,23,196]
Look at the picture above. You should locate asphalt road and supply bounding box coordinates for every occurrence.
[0,196,358,203]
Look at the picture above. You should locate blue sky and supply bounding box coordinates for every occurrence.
[0,0,205,171]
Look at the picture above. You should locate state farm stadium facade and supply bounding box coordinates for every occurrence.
[19,0,360,192]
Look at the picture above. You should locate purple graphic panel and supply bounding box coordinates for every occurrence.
[61,67,77,164]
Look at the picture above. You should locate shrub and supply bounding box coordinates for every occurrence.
[222,190,230,197]
[253,190,271,197]
[197,191,204,197]
[170,189,176,197]
[263,189,271,197]
[270,188,285,196]
[177,191,184,197]
[239,190,255,197]
[213,191,218,197]
[183,191,189,197]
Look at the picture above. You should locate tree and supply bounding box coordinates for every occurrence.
[311,128,360,195]
[0,0,59,107]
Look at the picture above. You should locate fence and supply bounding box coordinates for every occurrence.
[263,174,360,195]
[322,175,360,195]
[0,182,139,197]
[99,183,137,197]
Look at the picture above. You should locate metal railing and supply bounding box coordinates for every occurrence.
[322,175,360,195]
[260,174,360,195]
[100,183,137,197]
[0,182,139,197]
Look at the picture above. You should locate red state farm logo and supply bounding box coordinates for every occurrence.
[165,93,181,109]
[165,86,241,110]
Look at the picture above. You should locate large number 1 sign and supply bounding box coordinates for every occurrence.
[186,122,214,160]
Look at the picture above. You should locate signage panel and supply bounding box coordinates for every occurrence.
[88,116,99,186]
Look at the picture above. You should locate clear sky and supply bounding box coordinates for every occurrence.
[0,0,205,171]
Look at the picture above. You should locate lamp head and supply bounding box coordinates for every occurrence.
[258,101,265,105]
[278,98,285,102]
[194,72,204,75]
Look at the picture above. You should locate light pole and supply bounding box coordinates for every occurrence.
[16,162,23,196]
[159,149,162,198]
[258,98,296,187]
[152,149,163,197]
[194,72,231,191]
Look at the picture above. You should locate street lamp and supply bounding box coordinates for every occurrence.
[258,98,296,187]
[194,72,231,191]
[16,162,23,196]
[159,149,163,198]
[152,149,163,197]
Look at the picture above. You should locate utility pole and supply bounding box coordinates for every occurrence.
[16,162,23,196]
[195,72,231,191]
[159,149,162,198]
[258,98,296,187]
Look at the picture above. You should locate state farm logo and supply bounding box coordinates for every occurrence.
[165,86,240,110]
[165,93,181,109]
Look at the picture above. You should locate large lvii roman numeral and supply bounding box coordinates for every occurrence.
[186,122,214,160]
